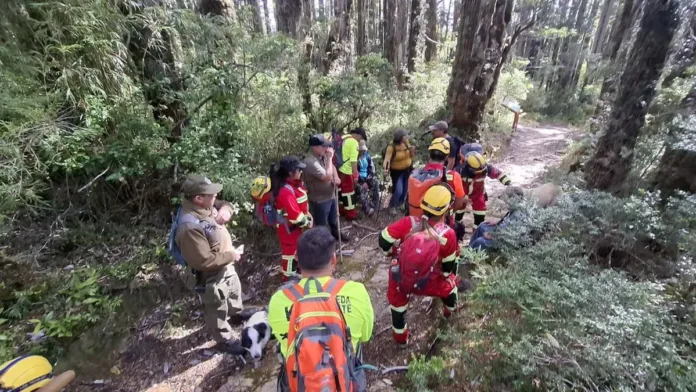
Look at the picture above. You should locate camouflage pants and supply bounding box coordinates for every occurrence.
[203,264,244,343]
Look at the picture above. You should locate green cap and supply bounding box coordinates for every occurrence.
[182,175,223,196]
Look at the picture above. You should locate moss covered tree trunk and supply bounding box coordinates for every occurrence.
[384,0,408,86]
[446,0,516,141]
[585,0,679,192]
[200,0,237,19]
[275,0,302,38]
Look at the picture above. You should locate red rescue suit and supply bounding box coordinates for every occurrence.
[456,164,510,227]
[378,216,459,345]
[274,180,311,281]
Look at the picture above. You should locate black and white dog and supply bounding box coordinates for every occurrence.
[239,309,273,361]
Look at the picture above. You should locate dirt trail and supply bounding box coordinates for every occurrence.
[66,123,579,392]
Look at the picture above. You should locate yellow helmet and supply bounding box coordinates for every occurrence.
[0,355,53,392]
[420,184,453,216]
[465,152,487,171]
[428,137,450,155]
[250,176,271,200]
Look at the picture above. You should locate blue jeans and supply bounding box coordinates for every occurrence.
[389,169,409,207]
[309,199,339,236]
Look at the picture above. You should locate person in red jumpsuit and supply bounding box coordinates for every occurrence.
[379,185,460,346]
[271,156,313,281]
[456,148,511,229]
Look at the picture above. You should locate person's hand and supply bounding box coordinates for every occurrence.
[332,176,341,185]
[409,146,416,156]
[215,208,232,225]
[326,147,334,159]
[226,251,242,263]
[383,168,389,176]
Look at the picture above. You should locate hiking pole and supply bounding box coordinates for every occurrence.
[334,186,344,264]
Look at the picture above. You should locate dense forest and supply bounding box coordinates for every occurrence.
[1,0,695,391]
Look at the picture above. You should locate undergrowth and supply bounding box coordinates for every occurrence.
[407,190,696,391]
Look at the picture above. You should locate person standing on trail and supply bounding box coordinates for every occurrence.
[423,121,463,170]
[268,227,374,392]
[383,128,415,214]
[174,175,244,353]
[302,134,349,243]
[357,140,378,216]
[407,138,467,241]
[455,143,511,229]
[271,156,313,281]
[337,127,367,220]
[379,185,461,347]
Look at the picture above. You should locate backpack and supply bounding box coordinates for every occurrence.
[283,277,361,392]
[448,136,465,166]
[394,217,444,292]
[255,184,294,228]
[168,205,215,266]
[459,142,484,157]
[332,129,353,169]
[406,168,448,216]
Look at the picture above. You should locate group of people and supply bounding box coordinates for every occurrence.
[168,120,512,391]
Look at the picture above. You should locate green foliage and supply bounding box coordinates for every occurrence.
[485,67,533,135]
[436,189,696,391]
[0,266,126,362]
[406,355,448,391]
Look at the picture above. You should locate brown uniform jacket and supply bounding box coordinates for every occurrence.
[175,199,236,274]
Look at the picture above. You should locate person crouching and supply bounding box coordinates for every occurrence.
[379,184,460,346]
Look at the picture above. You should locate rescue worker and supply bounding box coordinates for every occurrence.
[175,175,244,352]
[379,185,460,346]
[302,134,348,242]
[270,156,313,281]
[268,226,374,391]
[337,127,367,220]
[409,138,466,240]
[424,121,463,170]
[455,145,511,229]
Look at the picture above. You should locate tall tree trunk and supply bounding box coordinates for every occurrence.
[319,0,326,18]
[275,0,302,38]
[302,0,314,29]
[597,0,644,103]
[592,0,615,53]
[424,0,438,62]
[247,0,265,33]
[585,0,679,192]
[443,0,453,41]
[553,0,590,92]
[263,0,272,33]
[200,0,237,19]
[653,14,696,195]
[447,0,520,140]
[407,0,422,73]
[357,0,366,56]
[384,0,408,85]
[122,1,188,139]
[322,0,354,74]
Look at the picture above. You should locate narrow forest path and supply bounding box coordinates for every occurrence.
[66,123,580,392]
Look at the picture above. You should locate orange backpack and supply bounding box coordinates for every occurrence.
[283,278,359,392]
[407,168,448,216]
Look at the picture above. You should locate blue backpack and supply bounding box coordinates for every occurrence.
[168,206,215,266]
[255,184,294,229]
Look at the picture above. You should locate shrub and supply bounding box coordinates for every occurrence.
[439,189,696,391]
